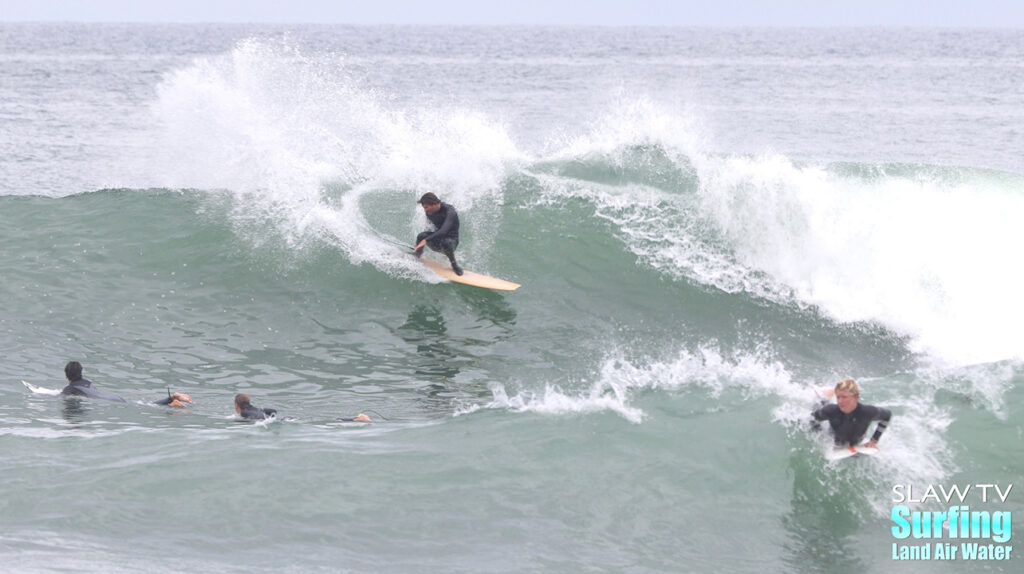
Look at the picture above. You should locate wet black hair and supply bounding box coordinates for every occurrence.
[417,192,440,205]
[64,361,83,381]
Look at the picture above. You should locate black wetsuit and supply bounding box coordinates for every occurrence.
[60,378,127,402]
[153,393,188,406]
[812,402,891,446]
[60,378,93,397]
[416,203,460,262]
[239,405,277,420]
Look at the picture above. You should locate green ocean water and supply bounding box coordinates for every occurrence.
[2,24,1023,573]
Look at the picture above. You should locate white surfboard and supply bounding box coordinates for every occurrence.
[22,379,127,402]
[825,444,879,461]
[420,258,521,291]
[22,380,61,396]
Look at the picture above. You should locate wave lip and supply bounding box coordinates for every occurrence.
[695,156,1024,366]
[534,120,1024,367]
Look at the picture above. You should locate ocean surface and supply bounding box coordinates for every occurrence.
[1,24,1022,573]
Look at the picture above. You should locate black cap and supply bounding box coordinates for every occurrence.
[418,192,440,205]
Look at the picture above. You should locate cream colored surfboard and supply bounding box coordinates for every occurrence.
[420,258,520,291]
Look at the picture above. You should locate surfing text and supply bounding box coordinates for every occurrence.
[889,484,1013,562]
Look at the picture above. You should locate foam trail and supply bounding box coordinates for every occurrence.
[477,345,793,425]
[478,383,645,423]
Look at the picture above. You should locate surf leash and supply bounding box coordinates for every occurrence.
[380,236,415,252]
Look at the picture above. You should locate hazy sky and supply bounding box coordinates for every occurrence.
[2,0,1023,27]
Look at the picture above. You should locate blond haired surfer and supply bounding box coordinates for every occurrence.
[812,379,891,448]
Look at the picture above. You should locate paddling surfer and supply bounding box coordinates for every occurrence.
[60,361,93,397]
[413,192,463,276]
[233,393,370,422]
[59,360,125,402]
[811,379,891,448]
[60,361,190,406]
[234,393,277,420]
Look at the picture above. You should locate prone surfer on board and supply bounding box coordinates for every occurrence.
[413,192,463,276]
[234,393,277,420]
[60,361,95,397]
[811,379,891,448]
[233,393,370,422]
[61,361,192,407]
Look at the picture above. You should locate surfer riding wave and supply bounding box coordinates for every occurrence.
[811,379,891,448]
[413,192,462,276]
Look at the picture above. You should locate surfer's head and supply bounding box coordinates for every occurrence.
[418,192,442,214]
[234,393,251,414]
[64,361,83,382]
[834,379,860,413]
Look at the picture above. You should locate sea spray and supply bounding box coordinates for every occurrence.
[695,155,1024,366]
[150,38,521,276]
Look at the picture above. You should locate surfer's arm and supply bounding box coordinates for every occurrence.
[867,406,891,446]
[338,414,371,422]
[809,402,836,432]
[810,402,834,420]
[154,392,193,408]
[424,208,457,243]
